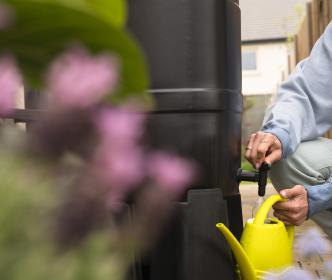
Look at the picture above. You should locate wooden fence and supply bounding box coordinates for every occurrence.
[295,0,332,62]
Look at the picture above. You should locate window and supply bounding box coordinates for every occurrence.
[242,51,257,71]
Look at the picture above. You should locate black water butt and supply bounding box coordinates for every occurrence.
[127,1,242,279]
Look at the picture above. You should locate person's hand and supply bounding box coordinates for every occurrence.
[272,185,308,226]
[245,131,282,169]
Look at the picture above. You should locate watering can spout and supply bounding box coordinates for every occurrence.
[216,223,256,280]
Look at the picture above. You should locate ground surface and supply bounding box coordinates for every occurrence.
[240,183,332,279]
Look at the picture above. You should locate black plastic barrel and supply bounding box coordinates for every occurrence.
[128,1,242,279]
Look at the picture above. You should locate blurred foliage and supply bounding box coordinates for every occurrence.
[0,0,152,105]
[0,129,127,280]
[243,96,256,112]
[0,1,157,278]
[47,0,127,27]
[241,159,256,173]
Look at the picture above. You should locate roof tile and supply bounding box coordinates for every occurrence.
[241,0,308,42]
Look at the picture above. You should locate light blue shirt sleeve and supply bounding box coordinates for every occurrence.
[260,22,332,217]
[261,21,332,158]
[305,180,332,218]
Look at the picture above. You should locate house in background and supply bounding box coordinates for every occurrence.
[240,0,308,145]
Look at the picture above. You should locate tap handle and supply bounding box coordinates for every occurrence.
[258,162,271,197]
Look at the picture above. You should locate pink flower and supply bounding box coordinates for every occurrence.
[147,152,196,194]
[0,56,21,116]
[0,3,14,30]
[96,107,145,147]
[46,47,118,108]
[92,106,147,209]
[93,145,145,208]
[98,146,144,187]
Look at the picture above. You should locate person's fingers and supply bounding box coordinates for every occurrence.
[264,135,282,164]
[265,148,282,165]
[273,197,305,212]
[250,132,265,168]
[256,134,276,167]
[280,185,306,199]
[245,132,283,168]
[274,209,305,226]
[273,185,308,226]
[245,133,256,161]
[273,197,302,212]
[273,210,292,225]
[273,201,294,211]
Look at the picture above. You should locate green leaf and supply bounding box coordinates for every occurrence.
[81,0,127,28]
[35,0,127,28]
[1,0,151,104]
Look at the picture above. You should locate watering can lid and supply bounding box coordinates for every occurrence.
[253,195,286,225]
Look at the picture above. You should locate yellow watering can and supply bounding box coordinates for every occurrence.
[216,194,294,280]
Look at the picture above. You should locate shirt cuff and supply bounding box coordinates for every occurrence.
[305,178,332,218]
[261,125,291,158]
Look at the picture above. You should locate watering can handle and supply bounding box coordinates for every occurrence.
[253,194,286,225]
